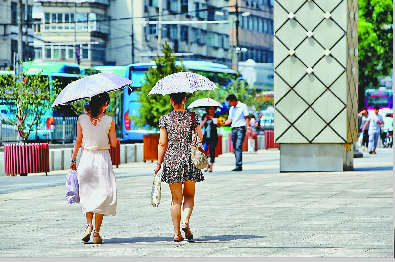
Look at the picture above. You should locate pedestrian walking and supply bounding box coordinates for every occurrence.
[222,94,250,171]
[201,106,219,172]
[154,92,205,242]
[362,105,384,154]
[70,92,118,244]
[358,108,369,151]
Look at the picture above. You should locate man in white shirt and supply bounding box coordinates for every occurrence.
[223,94,250,171]
[362,105,384,154]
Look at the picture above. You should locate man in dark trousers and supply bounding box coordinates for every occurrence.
[222,94,250,171]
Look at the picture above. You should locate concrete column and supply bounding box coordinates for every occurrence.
[274,0,358,171]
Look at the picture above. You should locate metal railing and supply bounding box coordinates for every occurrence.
[52,117,78,144]
[0,123,18,143]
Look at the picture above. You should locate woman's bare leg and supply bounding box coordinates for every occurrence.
[94,213,104,232]
[169,183,183,236]
[182,180,196,227]
[86,212,93,226]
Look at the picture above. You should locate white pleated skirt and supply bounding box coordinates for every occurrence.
[77,150,117,216]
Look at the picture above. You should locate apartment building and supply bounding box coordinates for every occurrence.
[31,0,273,67]
[33,0,110,66]
[0,0,34,70]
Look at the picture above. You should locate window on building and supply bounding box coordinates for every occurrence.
[60,47,66,60]
[222,34,229,49]
[64,14,70,30]
[68,47,74,59]
[198,29,206,45]
[169,25,178,40]
[57,13,63,30]
[53,47,60,59]
[149,23,157,35]
[268,20,273,34]
[82,44,89,59]
[34,48,42,60]
[168,0,179,12]
[45,47,51,59]
[194,2,199,17]
[91,43,105,62]
[181,0,188,13]
[11,2,17,25]
[180,25,188,42]
[44,12,50,30]
[27,5,32,28]
[263,18,268,33]
[207,5,215,20]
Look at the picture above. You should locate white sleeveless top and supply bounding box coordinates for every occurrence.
[79,114,112,151]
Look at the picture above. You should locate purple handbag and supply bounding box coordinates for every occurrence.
[65,169,80,204]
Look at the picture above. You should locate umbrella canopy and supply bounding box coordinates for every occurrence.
[52,72,133,107]
[187,98,222,109]
[148,72,217,96]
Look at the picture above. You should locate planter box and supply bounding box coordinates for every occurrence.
[143,134,160,161]
[4,143,49,176]
[109,139,121,167]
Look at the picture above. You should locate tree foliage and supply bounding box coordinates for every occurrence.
[358,0,393,109]
[134,42,184,129]
[0,70,60,141]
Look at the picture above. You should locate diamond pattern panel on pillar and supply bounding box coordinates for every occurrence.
[274,0,358,144]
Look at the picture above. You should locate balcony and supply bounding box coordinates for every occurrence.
[36,0,109,6]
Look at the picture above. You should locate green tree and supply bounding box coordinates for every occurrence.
[133,42,184,129]
[0,70,60,141]
[358,0,393,109]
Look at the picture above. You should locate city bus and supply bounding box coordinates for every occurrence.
[123,60,238,141]
[0,61,81,140]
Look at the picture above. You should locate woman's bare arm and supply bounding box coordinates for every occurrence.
[108,119,117,148]
[70,119,83,170]
[154,128,168,174]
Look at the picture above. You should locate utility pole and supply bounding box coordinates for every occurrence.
[130,0,135,63]
[17,0,23,75]
[233,0,240,71]
[74,0,80,64]
[157,0,162,54]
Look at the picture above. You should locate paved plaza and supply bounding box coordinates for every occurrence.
[0,148,393,257]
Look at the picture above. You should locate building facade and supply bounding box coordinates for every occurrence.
[33,0,110,66]
[32,0,273,67]
[0,0,34,70]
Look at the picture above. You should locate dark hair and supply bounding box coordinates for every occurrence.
[90,92,110,118]
[226,94,237,102]
[374,105,380,110]
[169,92,186,105]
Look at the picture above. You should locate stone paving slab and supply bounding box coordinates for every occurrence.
[0,149,393,257]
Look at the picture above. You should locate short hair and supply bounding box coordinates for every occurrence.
[226,94,237,102]
[374,105,380,110]
[169,92,186,105]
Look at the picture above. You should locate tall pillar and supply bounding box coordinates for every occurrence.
[273,0,358,172]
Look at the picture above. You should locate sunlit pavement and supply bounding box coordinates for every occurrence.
[0,148,392,257]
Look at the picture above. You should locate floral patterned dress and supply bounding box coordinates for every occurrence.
[159,110,204,184]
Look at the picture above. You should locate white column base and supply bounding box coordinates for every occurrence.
[280,144,354,172]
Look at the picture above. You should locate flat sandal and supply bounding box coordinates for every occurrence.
[173,234,184,242]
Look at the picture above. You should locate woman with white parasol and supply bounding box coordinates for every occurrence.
[150,72,217,242]
[52,72,132,244]
[188,98,222,172]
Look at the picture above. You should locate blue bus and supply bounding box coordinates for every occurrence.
[123,61,237,141]
[93,61,237,141]
[0,62,81,140]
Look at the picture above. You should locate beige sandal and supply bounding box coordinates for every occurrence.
[93,232,102,244]
[81,225,93,243]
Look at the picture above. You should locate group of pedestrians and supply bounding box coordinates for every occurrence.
[358,106,390,154]
[69,91,250,244]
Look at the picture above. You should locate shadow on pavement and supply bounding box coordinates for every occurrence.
[354,165,393,171]
[104,236,171,244]
[104,234,265,244]
[192,234,266,243]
